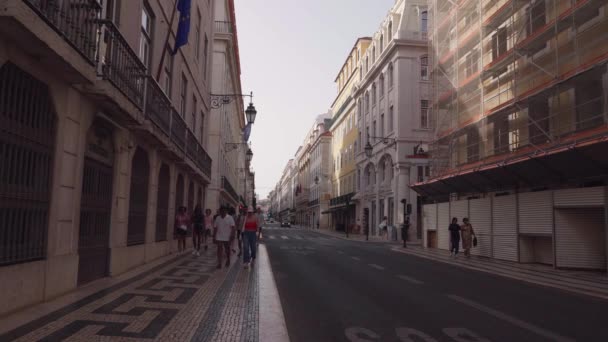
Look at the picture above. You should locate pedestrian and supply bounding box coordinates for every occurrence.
[175,206,190,253]
[204,209,214,251]
[213,206,235,268]
[256,207,264,240]
[242,206,259,268]
[233,207,243,257]
[191,205,204,256]
[379,216,388,239]
[461,217,476,257]
[449,217,461,256]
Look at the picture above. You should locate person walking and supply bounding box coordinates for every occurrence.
[242,207,259,268]
[233,207,243,257]
[213,207,235,268]
[175,206,190,253]
[256,207,264,240]
[461,217,476,258]
[204,209,214,251]
[191,205,204,256]
[379,216,388,239]
[449,217,461,256]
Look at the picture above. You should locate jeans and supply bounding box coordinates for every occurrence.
[450,238,460,254]
[243,231,257,263]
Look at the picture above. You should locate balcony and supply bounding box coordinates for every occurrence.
[98,20,146,109]
[308,199,320,207]
[329,193,355,207]
[23,0,101,64]
[221,177,239,202]
[215,21,233,34]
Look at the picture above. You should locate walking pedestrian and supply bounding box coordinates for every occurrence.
[242,207,259,268]
[461,217,476,258]
[233,207,243,257]
[191,205,204,256]
[256,207,264,240]
[175,206,190,253]
[213,207,235,268]
[379,216,388,239]
[449,217,461,256]
[204,209,213,251]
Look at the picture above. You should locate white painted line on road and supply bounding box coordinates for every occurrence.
[281,236,289,240]
[351,256,361,261]
[368,264,385,270]
[294,235,303,240]
[447,295,575,342]
[397,275,424,285]
[337,250,345,254]
[259,245,291,342]
[269,235,276,240]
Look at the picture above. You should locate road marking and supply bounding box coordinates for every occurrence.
[269,235,276,240]
[397,275,424,285]
[294,235,303,240]
[368,264,385,270]
[337,250,345,254]
[351,256,361,261]
[281,236,289,240]
[447,295,575,342]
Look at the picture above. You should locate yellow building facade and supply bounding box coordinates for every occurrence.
[328,38,371,232]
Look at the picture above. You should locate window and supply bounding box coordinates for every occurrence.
[421,11,428,32]
[203,34,209,78]
[380,114,385,138]
[195,11,201,61]
[388,21,393,39]
[139,5,153,68]
[366,57,369,72]
[388,106,394,132]
[372,46,376,63]
[163,45,173,96]
[379,73,385,97]
[192,95,197,131]
[420,55,429,80]
[366,126,370,144]
[200,111,205,142]
[358,132,362,152]
[372,83,377,105]
[372,121,377,141]
[380,34,384,52]
[491,27,508,61]
[465,49,479,78]
[180,74,188,117]
[388,63,394,87]
[365,92,370,113]
[421,100,429,128]
[527,0,546,34]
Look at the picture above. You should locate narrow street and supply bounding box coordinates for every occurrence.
[263,225,608,342]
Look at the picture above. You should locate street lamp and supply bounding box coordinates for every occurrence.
[314,176,319,185]
[245,102,257,124]
[364,142,373,158]
[246,148,253,163]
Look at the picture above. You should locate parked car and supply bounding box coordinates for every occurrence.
[281,221,291,227]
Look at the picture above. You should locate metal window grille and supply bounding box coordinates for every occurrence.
[127,148,149,246]
[0,63,55,266]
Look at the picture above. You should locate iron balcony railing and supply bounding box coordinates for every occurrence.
[98,20,146,109]
[221,177,239,202]
[329,192,355,207]
[215,21,233,33]
[308,199,319,207]
[23,0,102,64]
[144,77,212,178]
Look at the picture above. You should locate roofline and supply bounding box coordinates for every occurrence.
[333,37,372,82]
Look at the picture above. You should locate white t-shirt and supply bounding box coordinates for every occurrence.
[214,215,235,242]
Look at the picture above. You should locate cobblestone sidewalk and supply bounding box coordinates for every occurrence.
[0,249,260,342]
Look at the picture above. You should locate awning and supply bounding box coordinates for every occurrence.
[412,128,608,198]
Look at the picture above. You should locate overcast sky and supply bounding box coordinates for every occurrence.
[234,0,396,199]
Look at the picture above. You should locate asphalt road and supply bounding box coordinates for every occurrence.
[262,225,608,342]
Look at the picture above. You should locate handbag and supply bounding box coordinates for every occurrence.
[473,236,478,247]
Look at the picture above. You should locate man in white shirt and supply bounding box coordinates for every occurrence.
[213,207,235,268]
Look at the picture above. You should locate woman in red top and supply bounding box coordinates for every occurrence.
[242,207,258,268]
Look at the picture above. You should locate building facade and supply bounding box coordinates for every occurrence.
[206,0,248,211]
[355,0,433,241]
[309,117,333,229]
[0,0,225,315]
[415,0,608,271]
[328,38,371,233]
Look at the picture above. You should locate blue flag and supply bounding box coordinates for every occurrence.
[172,0,192,55]
[243,123,252,142]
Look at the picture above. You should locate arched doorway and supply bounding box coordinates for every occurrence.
[127,147,149,246]
[78,120,114,284]
[155,163,170,242]
[0,63,56,266]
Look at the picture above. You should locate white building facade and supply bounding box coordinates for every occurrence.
[354,0,433,241]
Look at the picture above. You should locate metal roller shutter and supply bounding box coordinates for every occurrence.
[437,202,450,250]
[554,187,605,207]
[555,208,606,269]
[469,198,491,257]
[492,195,518,262]
[519,191,553,235]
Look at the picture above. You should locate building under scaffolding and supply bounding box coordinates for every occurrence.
[414,0,608,270]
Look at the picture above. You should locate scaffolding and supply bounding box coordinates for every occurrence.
[428,0,608,184]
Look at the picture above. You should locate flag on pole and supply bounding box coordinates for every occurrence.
[172,0,192,55]
[243,123,252,142]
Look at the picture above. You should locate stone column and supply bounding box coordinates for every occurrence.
[144,150,160,262]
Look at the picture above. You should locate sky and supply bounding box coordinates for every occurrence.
[234,0,396,199]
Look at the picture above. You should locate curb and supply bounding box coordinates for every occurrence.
[258,244,290,342]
